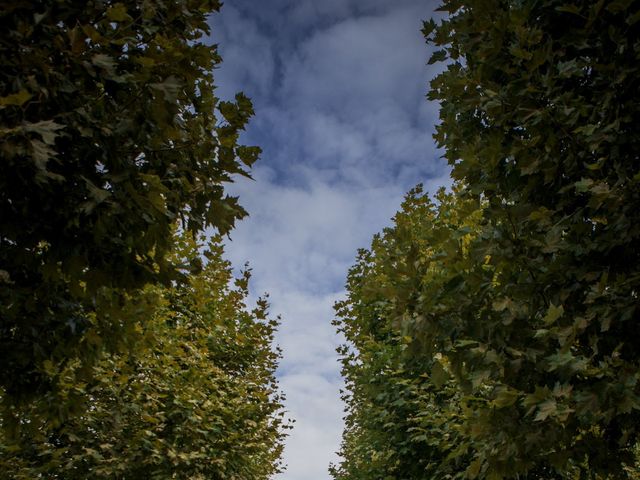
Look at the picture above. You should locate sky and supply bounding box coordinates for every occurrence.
[209,1,449,478]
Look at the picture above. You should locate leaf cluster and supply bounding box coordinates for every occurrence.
[0,1,260,398]
[0,234,288,479]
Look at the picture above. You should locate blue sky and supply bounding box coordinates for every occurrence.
[209,1,449,478]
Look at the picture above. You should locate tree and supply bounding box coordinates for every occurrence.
[0,234,288,479]
[335,0,640,477]
[0,1,259,397]
[420,0,640,476]
[332,186,482,480]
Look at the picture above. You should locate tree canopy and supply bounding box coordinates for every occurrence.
[332,186,482,480]
[1,234,288,479]
[0,4,289,476]
[334,0,640,478]
[0,1,259,397]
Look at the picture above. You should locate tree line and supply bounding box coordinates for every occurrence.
[2,0,639,478]
[1,1,287,478]
[333,0,640,478]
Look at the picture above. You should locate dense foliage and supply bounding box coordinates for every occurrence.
[332,187,481,480]
[0,1,259,397]
[1,235,288,479]
[334,0,640,478]
[0,2,286,476]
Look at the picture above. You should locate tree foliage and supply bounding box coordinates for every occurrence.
[335,0,640,478]
[0,1,259,397]
[332,187,483,480]
[1,235,288,479]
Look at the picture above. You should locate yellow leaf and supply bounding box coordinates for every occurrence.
[106,3,129,22]
[0,90,31,107]
[543,304,564,325]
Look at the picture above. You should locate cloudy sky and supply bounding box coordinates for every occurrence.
[209,1,449,478]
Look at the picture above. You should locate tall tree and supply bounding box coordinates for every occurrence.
[1,235,288,479]
[332,187,482,480]
[422,0,640,476]
[0,1,259,397]
[335,0,640,478]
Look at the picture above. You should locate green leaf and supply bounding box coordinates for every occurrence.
[534,399,557,421]
[422,19,438,38]
[91,54,117,72]
[467,458,483,479]
[80,177,111,213]
[29,138,55,165]
[492,387,519,408]
[543,304,564,325]
[24,120,65,145]
[149,76,183,102]
[555,4,582,15]
[428,49,448,65]
[431,360,449,388]
[606,0,633,13]
[545,351,587,373]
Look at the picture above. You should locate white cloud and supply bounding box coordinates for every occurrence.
[210,5,276,100]
[280,7,430,115]
[222,168,448,479]
[276,373,345,479]
[210,1,450,478]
